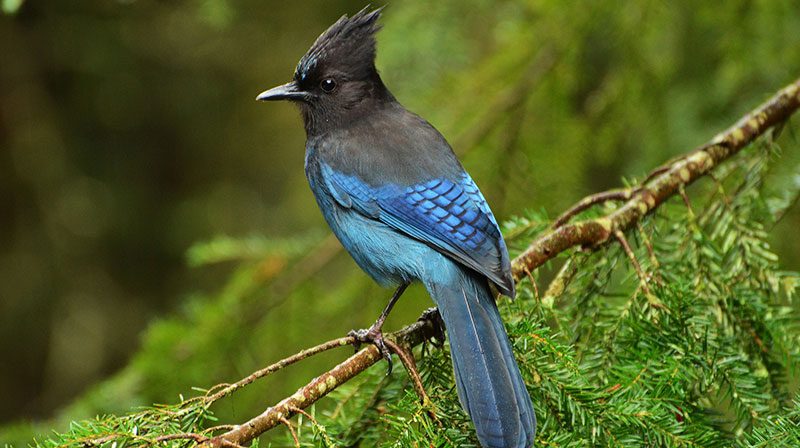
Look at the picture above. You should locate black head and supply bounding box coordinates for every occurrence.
[257,6,394,135]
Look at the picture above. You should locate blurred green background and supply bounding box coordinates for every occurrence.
[1,0,800,443]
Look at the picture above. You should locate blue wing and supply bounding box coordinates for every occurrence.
[321,163,514,296]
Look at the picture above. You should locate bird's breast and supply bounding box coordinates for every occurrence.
[304,144,431,287]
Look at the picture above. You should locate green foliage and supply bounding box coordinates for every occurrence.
[27,130,800,448]
[0,0,23,14]
[743,399,800,447]
[267,138,800,447]
[186,232,324,267]
[4,1,800,447]
[34,400,222,448]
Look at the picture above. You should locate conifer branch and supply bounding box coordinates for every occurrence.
[205,316,441,447]
[613,230,652,297]
[383,338,433,408]
[511,78,800,278]
[205,77,800,448]
[204,336,355,404]
[552,188,633,228]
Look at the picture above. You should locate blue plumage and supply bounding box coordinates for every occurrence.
[320,163,514,296]
[258,7,535,447]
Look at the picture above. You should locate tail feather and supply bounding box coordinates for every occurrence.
[428,268,536,448]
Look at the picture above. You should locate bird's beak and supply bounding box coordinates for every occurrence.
[256,81,306,102]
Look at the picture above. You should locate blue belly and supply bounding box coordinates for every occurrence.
[318,188,435,286]
[305,147,457,288]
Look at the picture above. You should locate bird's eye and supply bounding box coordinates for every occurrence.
[320,78,337,93]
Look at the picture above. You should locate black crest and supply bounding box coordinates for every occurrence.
[294,6,383,86]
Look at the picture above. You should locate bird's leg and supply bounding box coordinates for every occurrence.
[348,282,410,375]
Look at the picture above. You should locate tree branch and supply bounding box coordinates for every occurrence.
[511,78,800,278]
[204,336,356,404]
[552,188,633,228]
[205,315,441,447]
[205,77,800,448]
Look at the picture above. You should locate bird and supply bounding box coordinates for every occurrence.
[256,7,536,448]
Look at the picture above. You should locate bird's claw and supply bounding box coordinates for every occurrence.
[419,307,446,347]
[348,326,394,375]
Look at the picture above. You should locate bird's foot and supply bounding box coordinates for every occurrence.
[419,307,446,347]
[348,324,394,375]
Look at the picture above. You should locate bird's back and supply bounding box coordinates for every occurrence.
[310,102,464,187]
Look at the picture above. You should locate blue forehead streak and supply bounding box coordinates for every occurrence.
[296,55,319,82]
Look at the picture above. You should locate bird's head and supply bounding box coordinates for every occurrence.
[257,6,392,135]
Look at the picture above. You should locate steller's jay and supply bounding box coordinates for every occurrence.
[257,7,536,448]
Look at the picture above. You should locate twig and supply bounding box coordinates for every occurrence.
[288,406,335,446]
[203,425,237,435]
[552,188,634,228]
[278,417,300,447]
[636,222,661,277]
[80,432,217,448]
[614,230,653,298]
[153,433,210,444]
[383,338,432,408]
[678,185,694,216]
[523,267,540,301]
[205,336,355,404]
[287,406,316,425]
[541,256,580,306]
[76,433,121,447]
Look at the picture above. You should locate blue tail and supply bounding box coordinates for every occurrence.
[427,266,536,448]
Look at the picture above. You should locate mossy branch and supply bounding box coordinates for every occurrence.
[205,77,800,448]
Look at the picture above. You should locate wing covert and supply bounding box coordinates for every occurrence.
[322,164,514,296]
